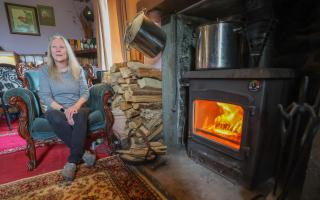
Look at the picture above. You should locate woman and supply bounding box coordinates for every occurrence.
[39,34,95,181]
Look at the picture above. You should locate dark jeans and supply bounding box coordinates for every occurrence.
[46,108,90,164]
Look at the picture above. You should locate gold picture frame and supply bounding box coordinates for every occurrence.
[5,3,40,36]
[37,5,55,26]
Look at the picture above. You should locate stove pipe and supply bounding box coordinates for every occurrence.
[245,0,275,68]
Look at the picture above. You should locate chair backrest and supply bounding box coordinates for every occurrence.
[17,62,94,88]
[25,70,40,93]
[15,62,42,88]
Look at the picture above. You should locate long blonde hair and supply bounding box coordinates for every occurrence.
[47,34,81,80]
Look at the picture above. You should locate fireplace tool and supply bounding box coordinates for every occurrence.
[269,76,320,200]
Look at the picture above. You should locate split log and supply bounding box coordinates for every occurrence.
[111,62,127,72]
[117,147,167,157]
[125,78,137,84]
[117,87,125,94]
[137,78,162,89]
[127,61,154,70]
[117,77,126,84]
[120,84,138,91]
[134,141,165,148]
[119,101,132,111]
[136,125,151,137]
[140,109,162,120]
[135,123,163,142]
[132,102,162,110]
[128,87,162,96]
[124,91,161,103]
[148,123,163,141]
[124,108,140,118]
[110,72,121,83]
[128,116,143,129]
[119,67,133,78]
[134,68,162,80]
[144,117,162,132]
[112,85,120,94]
[111,95,124,108]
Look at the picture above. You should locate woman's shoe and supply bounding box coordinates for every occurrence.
[82,151,96,167]
[61,162,77,181]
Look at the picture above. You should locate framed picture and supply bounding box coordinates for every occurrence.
[37,5,55,26]
[5,3,40,36]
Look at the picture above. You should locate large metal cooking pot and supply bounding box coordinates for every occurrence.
[124,11,166,58]
[196,21,248,69]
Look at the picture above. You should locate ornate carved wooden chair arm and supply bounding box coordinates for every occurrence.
[3,88,37,170]
[83,64,95,87]
[88,83,114,143]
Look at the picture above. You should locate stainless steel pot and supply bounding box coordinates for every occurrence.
[124,12,166,58]
[195,22,248,69]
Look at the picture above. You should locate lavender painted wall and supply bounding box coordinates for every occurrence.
[0,0,92,54]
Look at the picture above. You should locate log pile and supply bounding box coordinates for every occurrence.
[107,61,166,162]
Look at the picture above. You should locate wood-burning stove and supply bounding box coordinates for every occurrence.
[183,68,296,188]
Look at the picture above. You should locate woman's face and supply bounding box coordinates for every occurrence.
[51,38,68,64]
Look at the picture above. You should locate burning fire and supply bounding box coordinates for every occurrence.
[207,102,243,136]
[193,100,244,150]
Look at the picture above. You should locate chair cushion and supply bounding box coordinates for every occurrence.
[88,110,105,131]
[31,110,105,141]
[31,117,56,140]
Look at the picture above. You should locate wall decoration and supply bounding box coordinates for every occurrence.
[37,5,56,26]
[5,3,40,36]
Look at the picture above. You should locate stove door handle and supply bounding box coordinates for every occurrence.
[242,146,251,157]
[248,105,256,116]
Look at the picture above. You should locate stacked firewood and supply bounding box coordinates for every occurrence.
[107,61,166,162]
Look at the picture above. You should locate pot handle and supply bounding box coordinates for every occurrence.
[124,22,132,51]
[233,27,243,33]
[123,8,147,51]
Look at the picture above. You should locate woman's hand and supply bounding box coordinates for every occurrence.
[65,105,79,125]
[64,98,86,126]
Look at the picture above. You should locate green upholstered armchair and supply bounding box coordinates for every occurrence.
[3,68,114,171]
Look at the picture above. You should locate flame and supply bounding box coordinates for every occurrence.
[193,100,244,150]
[208,103,243,136]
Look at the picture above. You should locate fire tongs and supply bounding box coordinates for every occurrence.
[272,76,320,200]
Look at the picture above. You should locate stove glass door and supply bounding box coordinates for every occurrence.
[193,99,244,150]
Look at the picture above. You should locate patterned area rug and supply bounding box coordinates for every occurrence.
[0,156,167,200]
[0,119,27,155]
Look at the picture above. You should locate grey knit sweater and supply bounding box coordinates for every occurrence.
[39,66,89,109]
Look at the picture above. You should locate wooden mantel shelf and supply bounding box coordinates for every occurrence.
[74,49,97,57]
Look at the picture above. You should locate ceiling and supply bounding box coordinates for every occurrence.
[137,0,243,20]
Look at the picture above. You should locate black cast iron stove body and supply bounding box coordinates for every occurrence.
[182,68,296,188]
